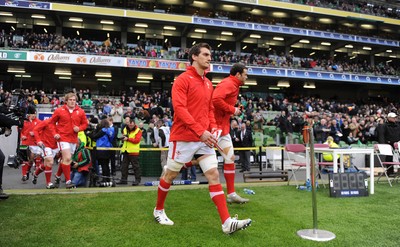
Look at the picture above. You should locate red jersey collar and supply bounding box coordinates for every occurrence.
[229,75,243,87]
[186,66,208,79]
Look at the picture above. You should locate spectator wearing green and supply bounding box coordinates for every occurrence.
[82,95,93,107]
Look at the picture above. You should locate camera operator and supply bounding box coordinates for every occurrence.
[0,113,21,200]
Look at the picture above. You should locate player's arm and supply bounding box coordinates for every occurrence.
[78,112,89,131]
[48,110,60,138]
[33,121,45,144]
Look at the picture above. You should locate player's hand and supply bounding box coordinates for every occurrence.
[54,134,60,140]
[200,130,217,148]
[29,131,34,136]
[21,136,27,140]
[37,141,44,147]
[234,107,241,116]
[73,126,80,133]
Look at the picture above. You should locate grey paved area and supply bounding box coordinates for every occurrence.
[2,162,305,194]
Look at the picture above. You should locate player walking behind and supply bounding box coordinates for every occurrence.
[32,118,59,189]
[212,63,250,204]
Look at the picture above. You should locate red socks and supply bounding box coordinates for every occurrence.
[44,166,52,184]
[61,163,71,182]
[156,179,171,210]
[209,183,230,224]
[34,164,45,176]
[55,164,63,177]
[21,161,32,176]
[223,163,236,195]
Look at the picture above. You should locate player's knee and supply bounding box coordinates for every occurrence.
[199,155,218,173]
[166,157,183,172]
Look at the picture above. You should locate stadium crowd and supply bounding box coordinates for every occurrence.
[51,0,400,20]
[1,86,399,147]
[1,82,400,189]
[1,31,399,77]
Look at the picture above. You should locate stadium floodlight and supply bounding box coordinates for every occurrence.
[36,22,50,26]
[345,44,353,49]
[0,12,13,16]
[304,82,316,89]
[69,17,83,22]
[194,29,207,33]
[250,34,261,39]
[273,37,284,41]
[100,20,114,25]
[8,67,25,73]
[137,80,151,84]
[164,26,176,30]
[55,69,71,76]
[97,78,112,82]
[135,23,148,28]
[221,31,233,36]
[321,42,331,46]
[59,76,71,80]
[95,72,112,78]
[137,73,153,80]
[31,14,46,19]
[277,81,290,87]
[245,80,257,86]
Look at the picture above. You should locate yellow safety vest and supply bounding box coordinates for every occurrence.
[121,127,141,153]
[78,131,87,146]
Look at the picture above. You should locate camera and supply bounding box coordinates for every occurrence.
[0,127,11,136]
[7,154,22,169]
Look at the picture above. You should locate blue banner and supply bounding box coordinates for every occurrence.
[0,0,51,9]
[38,112,90,120]
[193,17,399,47]
[211,64,400,85]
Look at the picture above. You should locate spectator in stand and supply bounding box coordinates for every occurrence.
[330,119,343,144]
[102,99,112,117]
[110,99,123,128]
[81,95,93,107]
[238,123,253,172]
[50,95,60,111]
[314,118,330,143]
[123,106,135,119]
[41,94,50,104]
[253,110,265,132]
[378,112,400,175]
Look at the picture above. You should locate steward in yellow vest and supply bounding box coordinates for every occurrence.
[118,117,143,186]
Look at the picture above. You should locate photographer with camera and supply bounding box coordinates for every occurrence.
[0,113,22,200]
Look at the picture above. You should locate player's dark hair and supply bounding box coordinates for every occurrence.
[230,63,247,76]
[188,43,211,65]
